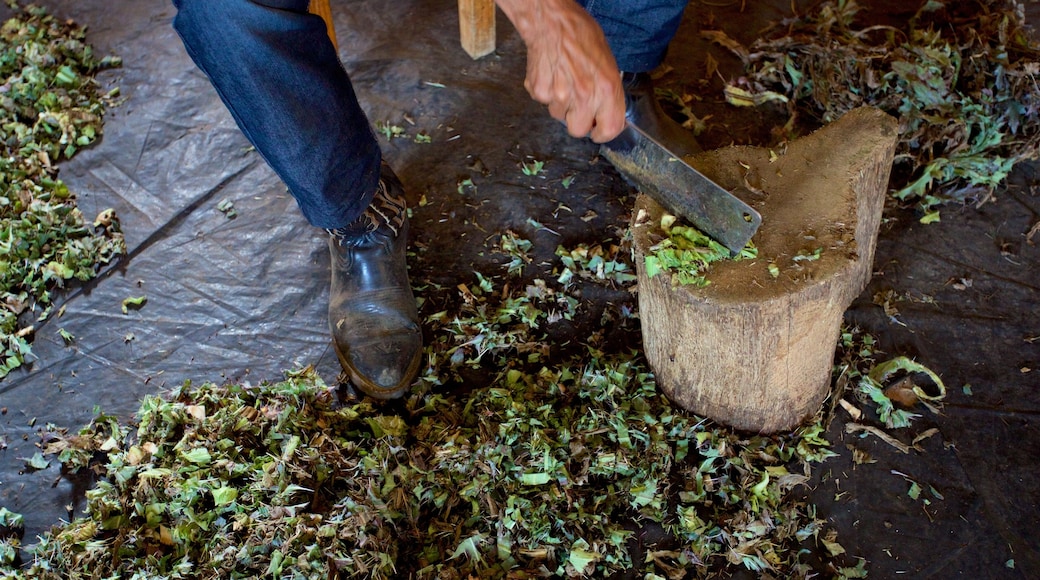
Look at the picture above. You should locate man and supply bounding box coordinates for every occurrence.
[172,0,695,399]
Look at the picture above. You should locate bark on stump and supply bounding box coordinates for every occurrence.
[632,107,898,433]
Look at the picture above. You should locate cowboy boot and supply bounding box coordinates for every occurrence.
[327,163,421,399]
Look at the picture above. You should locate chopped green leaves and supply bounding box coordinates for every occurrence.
[644,213,757,286]
[5,346,865,579]
[556,243,637,287]
[0,4,125,379]
[215,198,236,218]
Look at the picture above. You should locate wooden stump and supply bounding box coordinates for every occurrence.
[632,107,898,433]
[459,0,496,59]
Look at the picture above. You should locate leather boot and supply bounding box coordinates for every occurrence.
[327,164,421,399]
[622,71,702,157]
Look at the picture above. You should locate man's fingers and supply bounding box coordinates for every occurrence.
[565,106,595,138]
[588,102,625,142]
[547,99,568,122]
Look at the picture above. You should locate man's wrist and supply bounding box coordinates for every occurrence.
[495,0,565,42]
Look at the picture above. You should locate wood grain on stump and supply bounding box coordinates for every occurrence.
[632,107,898,433]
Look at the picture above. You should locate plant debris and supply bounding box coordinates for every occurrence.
[0,2,124,379]
[1,227,875,578]
[722,0,1039,212]
[1,357,855,579]
[643,213,757,287]
[555,242,638,288]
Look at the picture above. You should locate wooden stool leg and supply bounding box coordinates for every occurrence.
[308,0,338,49]
[459,0,495,59]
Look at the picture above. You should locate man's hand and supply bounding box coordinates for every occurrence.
[496,0,625,143]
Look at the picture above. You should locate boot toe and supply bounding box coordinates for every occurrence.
[336,324,422,399]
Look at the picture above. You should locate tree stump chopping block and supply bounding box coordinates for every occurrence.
[632,107,898,433]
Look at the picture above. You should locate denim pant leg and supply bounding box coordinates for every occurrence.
[172,0,381,229]
[578,0,690,73]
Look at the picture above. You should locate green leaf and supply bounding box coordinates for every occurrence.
[54,65,77,86]
[121,295,147,314]
[212,486,238,506]
[521,472,551,485]
[26,452,50,470]
[907,481,921,500]
[868,356,947,401]
[521,159,545,176]
[919,211,941,224]
[448,532,487,564]
[180,447,211,465]
[821,536,846,557]
[837,558,869,579]
[644,255,663,279]
[567,540,602,575]
[0,507,24,528]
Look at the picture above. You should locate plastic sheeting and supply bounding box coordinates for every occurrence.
[1,0,1037,577]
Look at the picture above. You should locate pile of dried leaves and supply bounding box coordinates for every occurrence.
[0,231,907,579]
[720,0,1039,216]
[0,363,849,578]
[0,2,124,379]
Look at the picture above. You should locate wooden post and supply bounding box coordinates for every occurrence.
[459,0,496,59]
[308,0,338,50]
[631,107,898,433]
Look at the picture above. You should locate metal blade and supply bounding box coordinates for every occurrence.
[602,121,761,254]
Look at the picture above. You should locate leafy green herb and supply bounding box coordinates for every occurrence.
[644,214,757,286]
[5,306,864,579]
[919,210,940,224]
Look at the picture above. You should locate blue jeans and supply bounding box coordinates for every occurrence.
[577,0,688,73]
[172,0,687,228]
